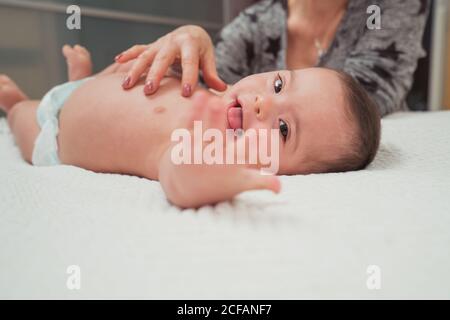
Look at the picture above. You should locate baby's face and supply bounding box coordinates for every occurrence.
[221,68,353,174]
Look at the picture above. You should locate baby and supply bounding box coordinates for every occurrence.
[0,45,380,208]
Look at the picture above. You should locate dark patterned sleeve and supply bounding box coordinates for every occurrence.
[212,9,257,84]
[343,0,430,116]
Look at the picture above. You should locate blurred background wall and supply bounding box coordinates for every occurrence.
[427,0,449,111]
[0,0,448,115]
[0,0,228,102]
[444,0,450,109]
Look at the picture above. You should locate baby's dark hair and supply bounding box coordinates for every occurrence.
[322,70,381,173]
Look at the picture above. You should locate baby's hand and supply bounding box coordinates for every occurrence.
[158,91,281,208]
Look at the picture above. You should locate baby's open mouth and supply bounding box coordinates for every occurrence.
[227,99,243,130]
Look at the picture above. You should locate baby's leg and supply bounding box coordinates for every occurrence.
[7,101,40,163]
[0,75,28,113]
[0,75,39,162]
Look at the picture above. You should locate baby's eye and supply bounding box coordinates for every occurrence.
[273,74,283,94]
[279,119,289,141]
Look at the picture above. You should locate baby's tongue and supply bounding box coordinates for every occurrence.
[227,107,242,130]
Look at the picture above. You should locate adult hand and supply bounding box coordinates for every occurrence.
[115,25,227,97]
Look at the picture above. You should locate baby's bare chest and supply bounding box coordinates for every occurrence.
[58,74,195,177]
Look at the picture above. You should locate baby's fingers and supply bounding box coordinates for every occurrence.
[240,169,281,194]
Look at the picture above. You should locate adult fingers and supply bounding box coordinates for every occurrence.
[143,45,178,95]
[201,49,227,92]
[180,44,200,97]
[122,46,157,89]
[114,44,148,63]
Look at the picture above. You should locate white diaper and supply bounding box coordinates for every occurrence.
[32,78,91,166]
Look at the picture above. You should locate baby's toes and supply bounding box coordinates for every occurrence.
[0,74,12,85]
[62,45,76,60]
[62,44,73,55]
[74,44,91,58]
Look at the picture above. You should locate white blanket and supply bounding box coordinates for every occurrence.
[0,111,449,299]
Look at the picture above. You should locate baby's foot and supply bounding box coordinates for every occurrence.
[62,44,93,81]
[0,75,28,113]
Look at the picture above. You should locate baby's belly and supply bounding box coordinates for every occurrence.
[58,73,188,179]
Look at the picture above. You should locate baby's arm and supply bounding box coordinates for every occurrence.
[157,92,280,208]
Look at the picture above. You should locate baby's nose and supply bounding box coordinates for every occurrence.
[253,95,270,121]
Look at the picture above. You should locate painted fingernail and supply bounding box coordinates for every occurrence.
[182,83,191,97]
[115,53,123,61]
[144,80,154,95]
[122,76,131,88]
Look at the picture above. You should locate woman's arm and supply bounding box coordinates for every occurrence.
[343,0,430,116]
[212,7,257,84]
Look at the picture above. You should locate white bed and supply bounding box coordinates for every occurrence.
[0,111,449,299]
